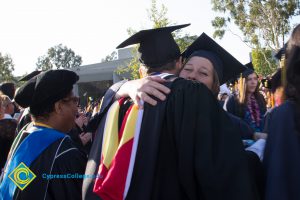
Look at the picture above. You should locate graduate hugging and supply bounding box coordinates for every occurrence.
[83,24,259,200]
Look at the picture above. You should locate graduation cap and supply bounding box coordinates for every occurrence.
[182,33,246,84]
[242,62,255,78]
[15,70,79,111]
[261,78,271,89]
[18,70,42,82]
[117,24,190,68]
[270,68,282,93]
[0,82,15,99]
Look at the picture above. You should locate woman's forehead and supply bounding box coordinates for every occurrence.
[186,57,213,71]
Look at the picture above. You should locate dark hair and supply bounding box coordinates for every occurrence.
[236,73,266,117]
[211,69,220,97]
[286,24,300,59]
[285,24,300,133]
[145,57,180,74]
[285,46,300,105]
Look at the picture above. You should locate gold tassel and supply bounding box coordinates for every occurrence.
[280,55,287,88]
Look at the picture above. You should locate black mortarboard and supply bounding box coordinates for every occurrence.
[116,24,190,68]
[275,43,287,60]
[15,70,79,111]
[182,33,246,84]
[260,69,282,93]
[0,82,15,99]
[261,78,271,89]
[18,70,42,82]
[270,68,282,93]
[242,62,255,78]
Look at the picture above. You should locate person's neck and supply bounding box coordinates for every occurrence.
[161,69,177,75]
[33,118,65,133]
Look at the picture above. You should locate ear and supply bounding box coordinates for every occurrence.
[54,101,64,115]
[175,56,183,71]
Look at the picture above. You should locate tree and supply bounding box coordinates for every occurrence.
[101,51,117,62]
[116,0,197,79]
[36,44,82,70]
[251,48,277,77]
[0,53,15,82]
[211,0,300,75]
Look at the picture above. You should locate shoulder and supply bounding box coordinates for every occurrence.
[269,101,294,117]
[266,101,296,129]
[54,136,86,161]
[223,94,238,111]
[50,137,87,172]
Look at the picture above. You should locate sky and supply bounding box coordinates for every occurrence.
[0,0,297,76]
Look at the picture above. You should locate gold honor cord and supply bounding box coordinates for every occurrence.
[33,122,53,129]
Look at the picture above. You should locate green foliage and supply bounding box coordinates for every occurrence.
[251,48,277,77]
[115,0,197,80]
[36,44,82,70]
[147,0,170,28]
[115,47,140,80]
[211,0,299,50]
[212,0,299,76]
[0,53,15,82]
[175,34,198,53]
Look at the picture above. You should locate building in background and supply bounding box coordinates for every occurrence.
[72,47,133,106]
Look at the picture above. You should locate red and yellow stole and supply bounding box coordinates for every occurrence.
[93,98,144,200]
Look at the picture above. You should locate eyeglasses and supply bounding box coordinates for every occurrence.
[61,96,80,105]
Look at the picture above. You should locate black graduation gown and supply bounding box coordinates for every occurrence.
[2,128,87,200]
[83,78,258,200]
[263,101,300,200]
[224,95,267,120]
[226,112,254,139]
[68,125,92,156]
[0,119,17,169]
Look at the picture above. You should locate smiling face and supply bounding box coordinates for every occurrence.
[179,56,214,90]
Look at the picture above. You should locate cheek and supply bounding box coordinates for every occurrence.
[179,70,188,79]
[197,76,213,90]
[254,80,258,86]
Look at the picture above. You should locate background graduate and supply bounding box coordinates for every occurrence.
[114,32,264,198]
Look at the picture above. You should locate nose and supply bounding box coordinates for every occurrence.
[188,73,196,80]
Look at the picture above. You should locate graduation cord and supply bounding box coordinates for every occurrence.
[247,94,261,127]
[33,122,53,129]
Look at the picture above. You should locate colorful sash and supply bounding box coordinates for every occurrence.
[93,98,144,200]
[0,126,65,200]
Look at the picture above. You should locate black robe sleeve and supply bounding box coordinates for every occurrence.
[227,112,254,139]
[46,147,87,200]
[165,80,258,200]
[223,95,238,116]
